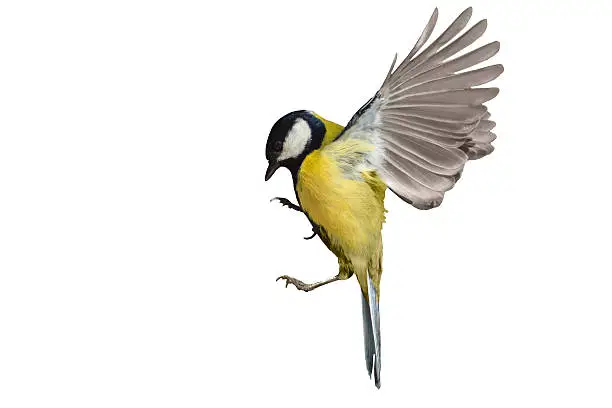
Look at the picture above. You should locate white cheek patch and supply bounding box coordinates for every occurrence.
[278,118,311,161]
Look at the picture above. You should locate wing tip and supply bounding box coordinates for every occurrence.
[460,6,473,21]
[493,63,505,76]
[481,41,502,63]
[432,7,439,20]
[490,87,500,99]
[381,53,399,89]
[473,18,488,34]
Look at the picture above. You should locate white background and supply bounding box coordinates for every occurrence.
[1,0,611,406]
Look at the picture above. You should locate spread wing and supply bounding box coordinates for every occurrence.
[335,7,503,209]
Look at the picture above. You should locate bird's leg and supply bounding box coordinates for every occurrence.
[271,197,319,240]
[270,197,302,212]
[304,224,319,240]
[276,274,341,292]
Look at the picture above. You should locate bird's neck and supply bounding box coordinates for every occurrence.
[312,113,345,147]
[286,114,345,185]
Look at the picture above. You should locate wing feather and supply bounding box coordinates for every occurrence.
[331,8,503,209]
[470,131,497,144]
[393,7,473,80]
[477,120,496,131]
[384,149,455,192]
[379,163,444,209]
[382,139,463,176]
[389,64,503,99]
[392,42,501,92]
[382,112,481,134]
[385,105,487,124]
[385,119,465,147]
[381,129,467,168]
[390,19,489,90]
[404,8,438,61]
[386,88,499,108]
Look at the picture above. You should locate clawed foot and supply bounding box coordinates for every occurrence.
[276,275,315,292]
[270,197,302,212]
[276,274,341,293]
[271,197,319,240]
[304,227,317,240]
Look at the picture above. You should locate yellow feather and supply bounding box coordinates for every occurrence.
[296,133,386,295]
[312,113,344,147]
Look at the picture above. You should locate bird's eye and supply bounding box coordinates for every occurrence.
[273,140,283,151]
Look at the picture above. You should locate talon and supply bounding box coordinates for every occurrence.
[304,225,319,240]
[304,232,316,240]
[276,275,291,288]
[276,275,310,291]
[270,197,303,212]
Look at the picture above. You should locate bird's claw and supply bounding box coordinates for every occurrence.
[270,197,319,240]
[276,275,312,292]
[304,225,320,240]
[270,196,287,205]
[270,197,302,212]
[304,232,316,240]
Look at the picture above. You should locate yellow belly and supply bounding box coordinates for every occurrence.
[296,149,386,257]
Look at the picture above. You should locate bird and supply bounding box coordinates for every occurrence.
[264,7,503,389]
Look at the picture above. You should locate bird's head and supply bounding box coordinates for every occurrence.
[265,110,326,181]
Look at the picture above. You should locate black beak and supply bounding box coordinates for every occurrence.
[265,161,280,181]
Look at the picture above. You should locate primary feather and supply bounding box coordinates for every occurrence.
[337,7,503,209]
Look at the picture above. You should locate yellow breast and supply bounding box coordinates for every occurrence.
[296,147,386,256]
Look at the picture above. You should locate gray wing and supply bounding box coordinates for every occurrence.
[338,7,503,210]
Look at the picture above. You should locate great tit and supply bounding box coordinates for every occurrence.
[265,7,503,389]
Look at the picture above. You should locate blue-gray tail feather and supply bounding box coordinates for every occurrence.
[361,293,375,378]
[362,273,381,389]
[367,273,381,388]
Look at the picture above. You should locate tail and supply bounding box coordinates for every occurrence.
[361,272,381,388]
